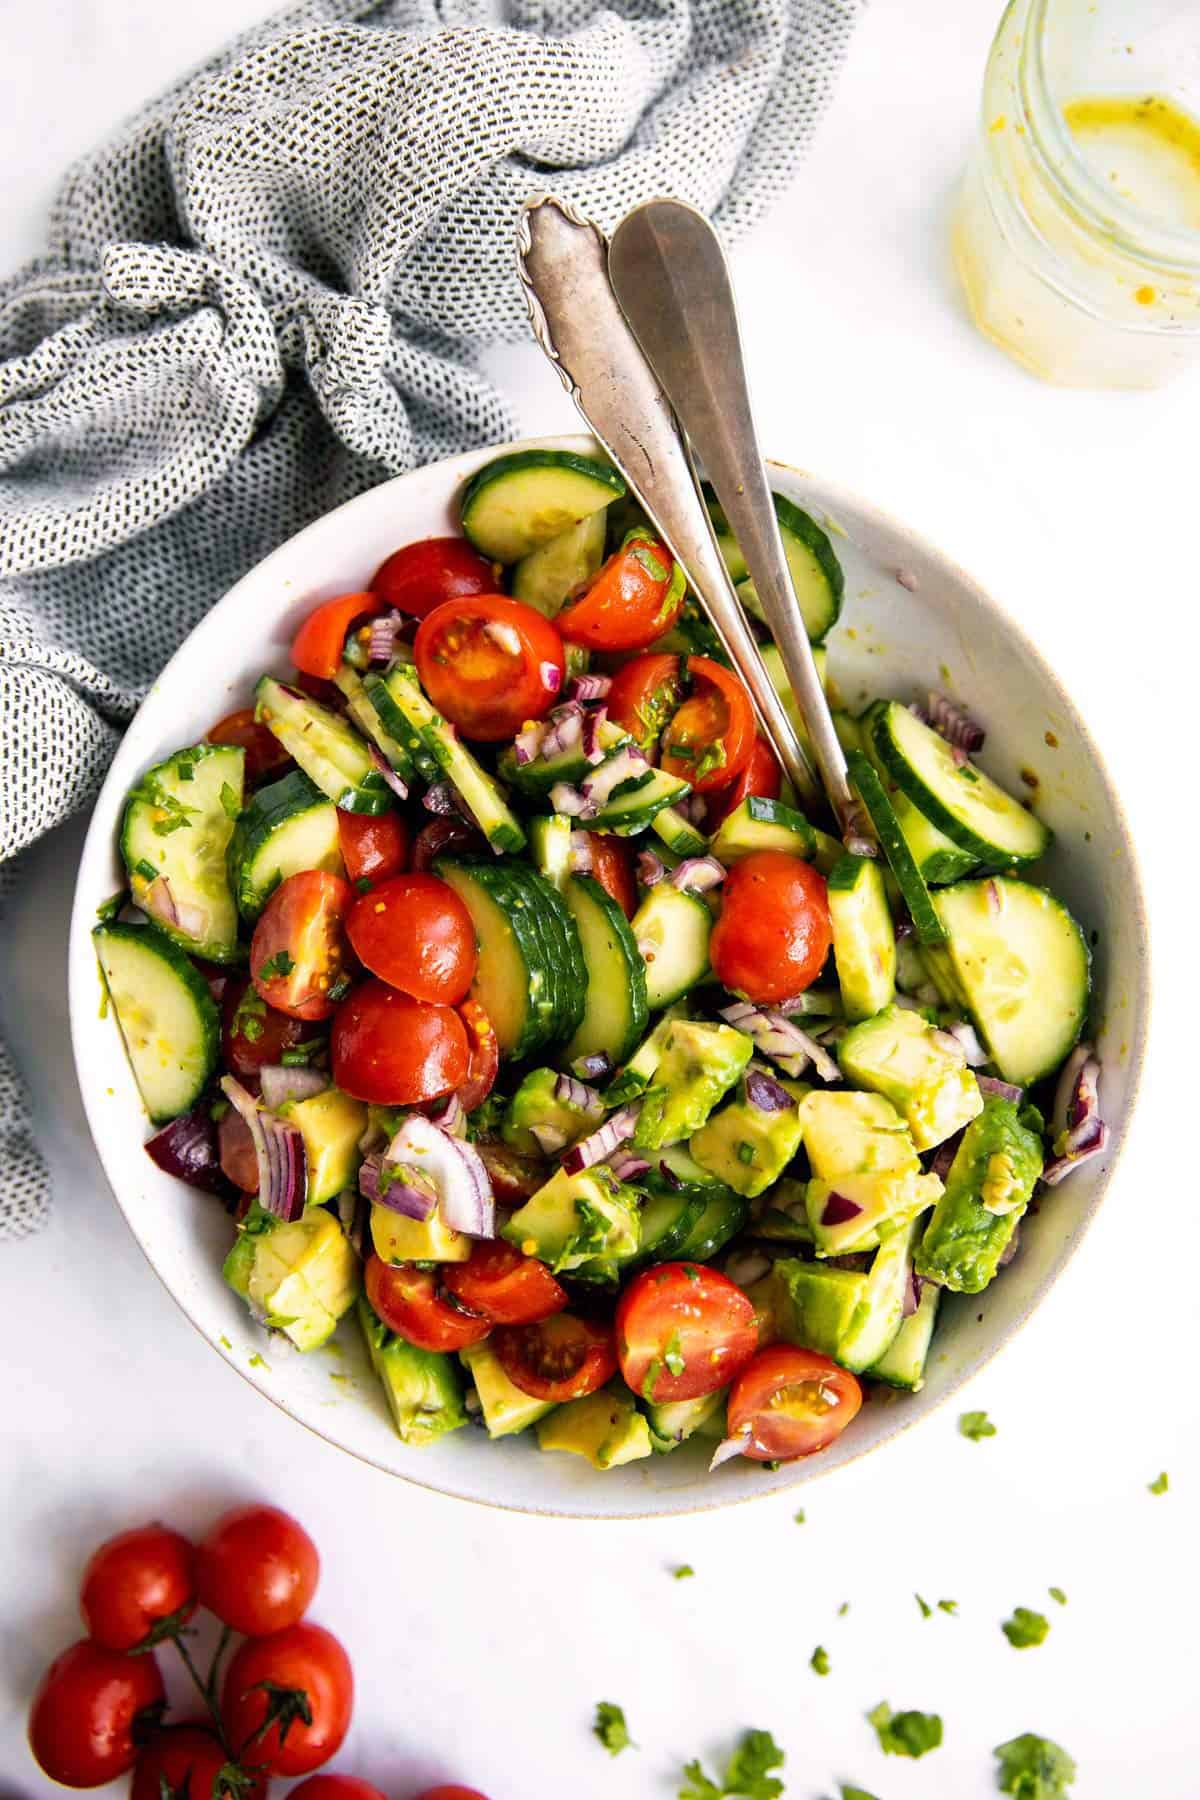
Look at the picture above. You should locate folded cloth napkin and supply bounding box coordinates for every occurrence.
[0,0,863,1237]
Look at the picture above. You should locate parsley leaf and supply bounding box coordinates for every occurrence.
[219,781,241,820]
[231,988,266,1044]
[1048,1587,1067,1606]
[837,1601,849,1616]
[793,1508,805,1525]
[959,1409,996,1441]
[840,1788,880,1800]
[810,1645,830,1676]
[993,1733,1077,1798]
[679,1730,785,1799]
[1148,1470,1169,1494]
[258,950,296,981]
[915,1593,932,1618]
[593,1701,633,1757]
[664,1329,685,1377]
[679,1761,722,1800]
[1002,1607,1050,1649]
[673,1564,695,1580]
[867,1702,942,1759]
[280,1038,324,1067]
[938,1598,958,1615]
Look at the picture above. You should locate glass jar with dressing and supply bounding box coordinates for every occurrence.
[954,0,1200,387]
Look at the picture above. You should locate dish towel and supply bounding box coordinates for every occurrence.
[0,0,863,1238]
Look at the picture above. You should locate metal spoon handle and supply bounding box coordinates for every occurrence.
[515,194,820,809]
[607,197,871,851]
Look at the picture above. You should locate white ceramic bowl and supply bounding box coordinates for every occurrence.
[68,434,1149,1518]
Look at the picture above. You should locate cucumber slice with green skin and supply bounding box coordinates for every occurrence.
[651,806,707,858]
[256,676,392,816]
[94,922,219,1123]
[498,715,631,797]
[868,1281,940,1390]
[590,767,692,835]
[121,743,245,962]
[604,1008,686,1108]
[630,884,711,1009]
[827,853,897,1021]
[511,511,607,617]
[363,672,440,784]
[334,665,417,784]
[809,826,843,877]
[859,703,979,885]
[503,862,587,1046]
[932,877,1090,1086]
[708,794,816,865]
[434,858,554,1058]
[228,770,343,923]
[846,751,946,947]
[705,489,843,642]
[673,1190,751,1263]
[459,450,625,563]
[872,700,1051,866]
[644,1387,727,1452]
[528,813,573,888]
[377,667,526,854]
[642,1142,733,1195]
[561,875,649,1065]
[630,1190,709,1269]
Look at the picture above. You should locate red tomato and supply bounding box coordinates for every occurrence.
[371,535,496,618]
[337,810,409,889]
[606,652,686,754]
[707,733,782,828]
[415,1790,491,1800]
[222,977,309,1078]
[365,1257,490,1352]
[293,671,341,707]
[414,595,565,741]
[331,980,468,1104]
[710,850,832,1003]
[251,871,355,1022]
[222,1622,352,1778]
[290,592,384,682]
[660,657,755,793]
[410,815,487,870]
[616,1262,758,1403]
[727,1344,863,1462]
[586,833,638,919]
[79,1523,194,1652]
[493,1313,617,1403]
[195,1504,319,1639]
[207,708,292,787]
[456,999,499,1111]
[28,1639,165,1788]
[443,1241,568,1326]
[131,1724,268,1800]
[346,873,476,1005]
[290,1780,386,1800]
[557,532,684,651]
[219,1107,260,1193]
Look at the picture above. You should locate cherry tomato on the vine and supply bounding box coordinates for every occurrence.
[346,873,477,1005]
[616,1262,758,1404]
[493,1313,616,1403]
[709,850,832,1003]
[195,1504,319,1639]
[414,595,565,741]
[726,1344,863,1462]
[331,980,469,1105]
[250,871,355,1022]
[28,1639,165,1788]
[131,1724,268,1800]
[79,1523,194,1652]
[221,1622,352,1778]
[370,536,496,619]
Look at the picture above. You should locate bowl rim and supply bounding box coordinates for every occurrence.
[68,432,1151,1517]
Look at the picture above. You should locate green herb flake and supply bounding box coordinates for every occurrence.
[915,1593,932,1618]
[837,1601,849,1616]
[840,1788,880,1800]
[133,859,160,883]
[629,539,669,585]
[1002,1607,1050,1649]
[664,1329,686,1378]
[793,1508,806,1525]
[938,1599,957,1615]
[219,782,241,819]
[355,876,373,894]
[867,1702,943,1760]
[258,949,296,981]
[958,1408,996,1441]
[679,1729,784,1800]
[1149,1470,1169,1495]
[1049,1586,1067,1606]
[736,1141,756,1166]
[95,891,127,923]
[673,1564,695,1580]
[209,1098,230,1123]
[810,1645,830,1676]
[994,1733,1077,1798]
[231,988,267,1045]
[593,1701,633,1757]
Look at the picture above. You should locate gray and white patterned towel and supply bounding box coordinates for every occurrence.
[0,0,863,1238]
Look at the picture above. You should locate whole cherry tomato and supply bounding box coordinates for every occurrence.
[346,874,477,1005]
[331,980,469,1105]
[195,1504,319,1638]
[370,536,496,618]
[710,850,832,1003]
[207,708,292,787]
[250,871,355,1022]
[659,657,756,792]
[290,1779,388,1800]
[415,1790,492,1800]
[364,1258,490,1353]
[726,1345,863,1462]
[222,1622,352,1778]
[455,999,500,1111]
[290,593,384,682]
[337,810,409,889]
[414,595,564,741]
[28,1639,165,1788]
[79,1523,194,1652]
[557,531,684,651]
[131,1723,268,1800]
[616,1263,759,1403]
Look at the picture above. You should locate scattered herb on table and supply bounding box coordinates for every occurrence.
[673,1564,695,1581]
[839,1788,879,1800]
[959,1409,996,1441]
[938,1598,958,1615]
[1002,1607,1050,1649]
[994,1732,1076,1797]
[679,1728,785,1799]
[915,1593,932,1618]
[811,1646,831,1676]
[867,1702,942,1759]
[793,1508,806,1524]
[1148,1471,1169,1495]
[1048,1586,1067,1606]
[593,1701,633,1756]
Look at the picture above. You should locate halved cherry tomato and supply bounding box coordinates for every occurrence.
[493,1313,617,1402]
[371,536,497,618]
[410,815,487,870]
[80,1523,195,1652]
[132,1723,268,1800]
[251,871,355,1022]
[414,595,565,741]
[195,1503,319,1638]
[222,977,309,1077]
[219,1108,260,1193]
[346,873,476,1005]
[29,1639,166,1788]
[221,1621,352,1778]
[456,999,500,1111]
[606,652,686,754]
[291,1779,387,1800]
[290,592,383,682]
[557,532,684,652]
[586,833,638,919]
[443,1241,568,1326]
[710,850,831,1003]
[331,979,468,1104]
[337,809,408,889]
[726,1344,863,1462]
[660,657,756,792]
[207,707,292,786]
[707,733,782,828]
[364,1257,491,1352]
[616,1262,759,1403]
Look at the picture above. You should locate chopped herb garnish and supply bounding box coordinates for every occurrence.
[994,1733,1076,1798]
[258,950,296,981]
[355,876,373,894]
[810,1645,830,1676]
[1002,1607,1050,1649]
[663,1330,685,1378]
[1149,1470,1169,1494]
[327,973,353,1002]
[133,778,198,835]
[840,1788,880,1800]
[915,1593,932,1618]
[219,781,241,819]
[736,1141,756,1165]
[867,1702,943,1760]
[837,1601,849,1616]
[133,858,160,883]
[593,1701,633,1757]
[630,540,669,585]
[95,891,127,922]
[210,1098,230,1122]
[231,988,267,1044]
[793,1508,805,1525]
[679,1728,785,1800]
[937,1598,958,1616]
[958,1409,996,1441]
[280,1039,323,1067]
[1048,1587,1067,1606]
[673,1564,695,1580]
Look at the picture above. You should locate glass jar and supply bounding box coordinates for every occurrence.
[954,0,1200,387]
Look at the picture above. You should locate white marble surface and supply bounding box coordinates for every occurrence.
[2,2,1198,1795]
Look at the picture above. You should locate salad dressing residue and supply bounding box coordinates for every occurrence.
[1063,94,1200,235]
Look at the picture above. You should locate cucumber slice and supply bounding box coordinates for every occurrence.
[378,667,526,854]
[846,751,946,947]
[528,813,573,888]
[228,770,343,922]
[868,1281,941,1391]
[674,1190,751,1263]
[499,714,630,797]
[256,676,392,815]
[434,858,554,1058]
[632,1190,709,1269]
[504,862,587,1046]
[706,490,843,642]
[511,511,607,617]
[827,853,897,1021]
[591,767,692,835]
[859,705,977,886]
[872,701,1051,866]
[459,450,624,563]
[629,884,711,1009]
[932,877,1090,1086]
[362,671,440,783]
[708,794,816,865]
[834,1214,925,1374]
[121,744,244,962]
[334,665,416,784]
[651,806,707,858]
[605,1009,684,1108]
[809,826,843,876]
[95,922,219,1123]
[642,1142,732,1195]
[561,875,649,1065]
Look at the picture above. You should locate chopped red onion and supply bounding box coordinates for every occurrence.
[145,1105,228,1195]
[571,1051,612,1081]
[385,1112,495,1237]
[143,874,208,941]
[568,831,594,874]
[368,612,404,664]
[553,1072,605,1118]
[927,691,986,754]
[561,1105,640,1174]
[977,1074,1023,1102]
[1051,1043,1098,1139]
[929,1132,963,1182]
[606,1149,651,1182]
[368,744,409,801]
[259,1064,328,1112]
[844,833,878,859]
[336,1185,370,1257]
[513,720,545,766]
[719,999,840,1081]
[423,1090,466,1136]
[540,703,585,759]
[531,1122,570,1155]
[942,1021,987,1066]
[582,706,610,765]
[483,619,523,657]
[423,781,462,817]
[677,791,708,827]
[709,1427,751,1471]
[581,745,649,806]
[636,849,666,888]
[781,989,842,1018]
[902,1267,923,1318]
[1042,1118,1109,1186]
[656,1159,684,1190]
[671,855,725,893]
[821,1192,862,1226]
[744,1066,794,1113]
[567,673,612,703]
[896,567,920,592]
[359,1151,437,1220]
[549,780,596,820]
[540,660,563,695]
[221,1076,307,1222]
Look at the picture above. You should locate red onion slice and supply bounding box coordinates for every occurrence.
[483,619,523,657]
[567,673,612,703]
[423,781,462,816]
[540,703,585,759]
[571,1051,612,1081]
[582,706,610,765]
[513,720,545,766]
[671,855,725,893]
[677,791,708,828]
[368,744,408,801]
[549,780,596,820]
[928,1132,963,1182]
[561,1105,640,1174]
[568,831,594,874]
[942,1021,987,1066]
[359,1151,437,1220]
[385,1112,494,1237]
[1042,1118,1109,1186]
[553,1072,605,1118]
[368,612,404,664]
[143,874,210,942]
[709,1427,751,1471]
[540,660,563,696]
[581,745,650,807]
[145,1105,228,1196]
[259,1064,328,1112]
[902,1267,923,1318]
[821,1191,863,1226]
[977,1074,1023,1102]
[744,1066,794,1113]
[221,1076,307,1222]
[530,1122,570,1155]
[606,1149,651,1181]
[636,849,666,888]
[927,691,986,753]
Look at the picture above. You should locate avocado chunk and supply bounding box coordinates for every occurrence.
[689,1071,807,1197]
[501,1066,604,1158]
[459,1341,556,1437]
[800,1090,943,1256]
[370,1201,472,1264]
[357,1295,467,1445]
[644,1388,727,1453]
[915,1097,1043,1293]
[501,1165,640,1279]
[634,1020,753,1150]
[750,1177,814,1244]
[279,1085,367,1206]
[766,1258,868,1358]
[223,1202,359,1352]
[536,1388,653,1468]
[868,1280,941,1390]
[837,1004,983,1151]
